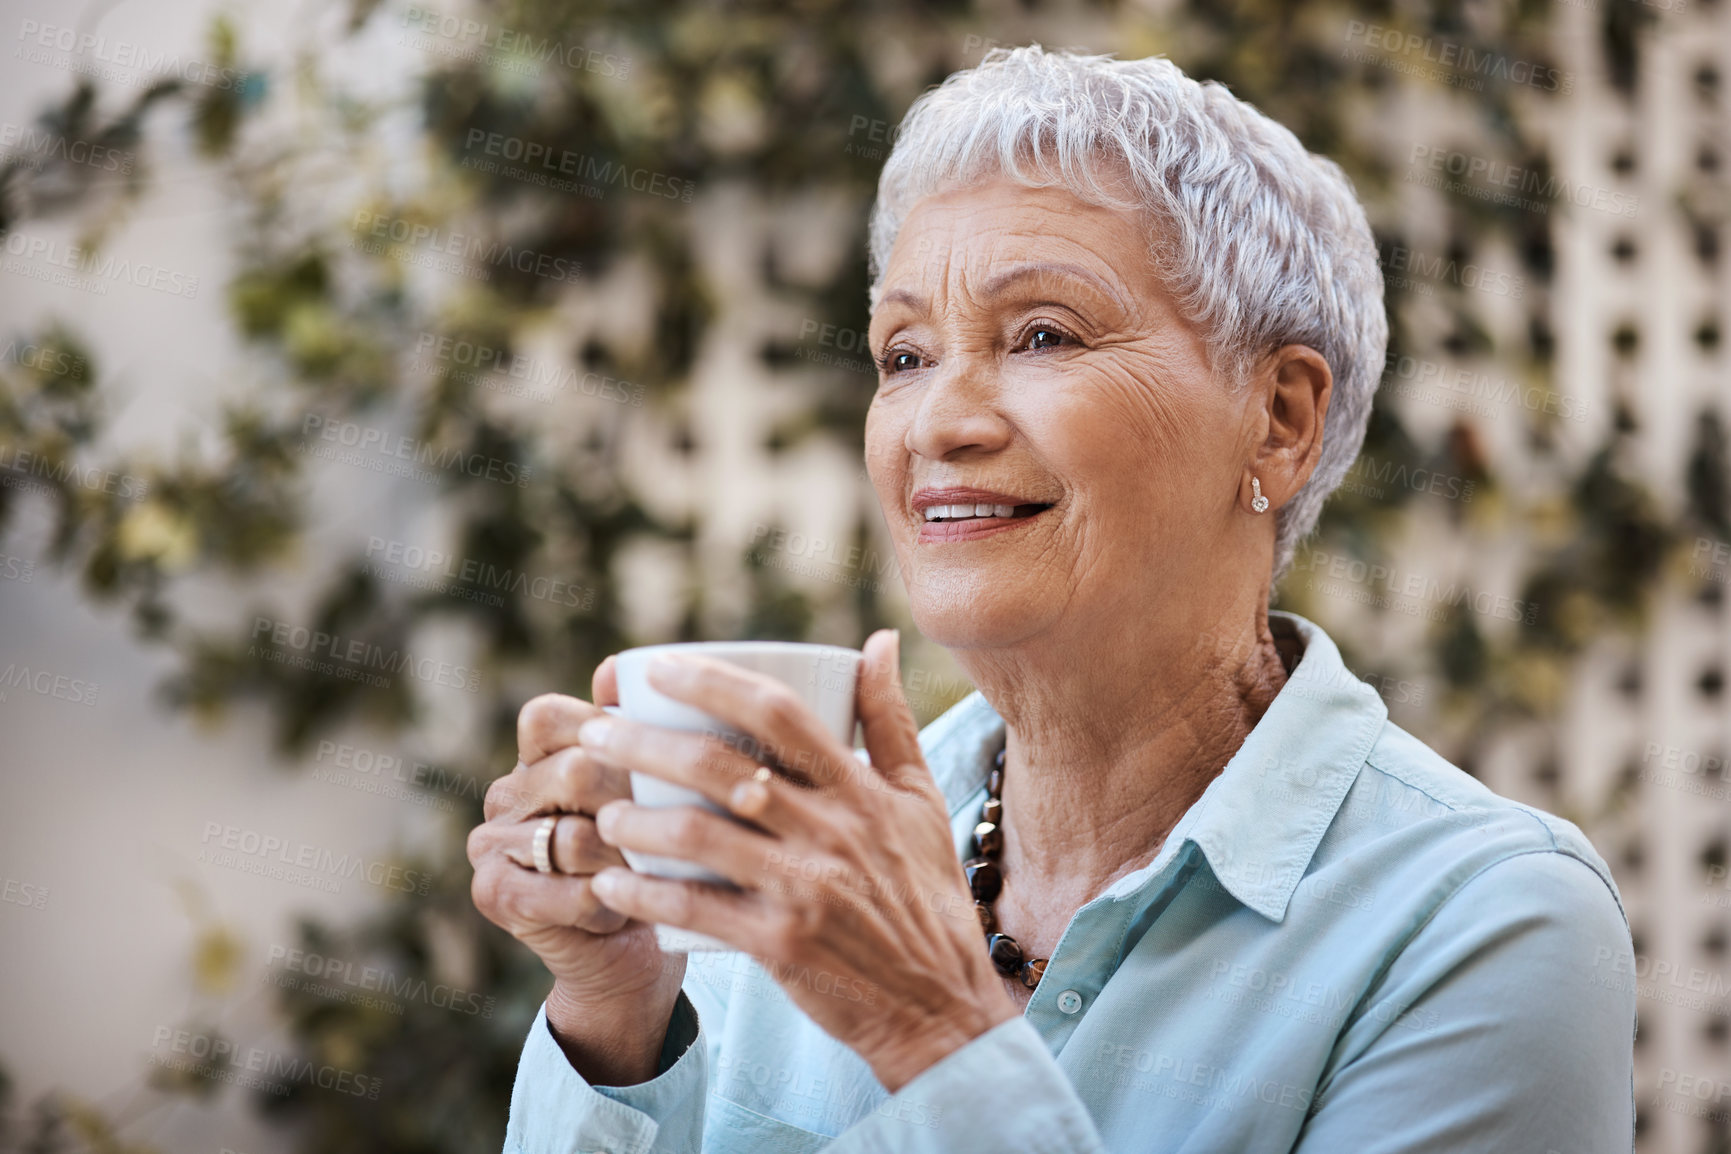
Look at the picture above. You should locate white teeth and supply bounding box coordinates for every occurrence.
[923,501,1023,521]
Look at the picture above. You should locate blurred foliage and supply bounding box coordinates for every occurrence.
[0,0,1705,1150]
[0,1066,161,1154]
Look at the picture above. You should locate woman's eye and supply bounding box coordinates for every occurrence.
[883,351,923,373]
[1023,327,1070,351]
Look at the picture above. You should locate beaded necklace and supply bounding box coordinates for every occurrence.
[965,742,1047,989]
[968,636,1300,990]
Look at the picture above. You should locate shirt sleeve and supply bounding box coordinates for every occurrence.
[1291,849,1637,1154]
[503,991,708,1154]
[820,1015,1106,1154]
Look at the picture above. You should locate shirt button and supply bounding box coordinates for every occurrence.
[1056,989,1084,1015]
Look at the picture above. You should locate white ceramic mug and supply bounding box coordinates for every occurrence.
[611,640,864,951]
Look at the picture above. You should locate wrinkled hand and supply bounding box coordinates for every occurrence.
[579,629,1017,1092]
[467,658,686,1086]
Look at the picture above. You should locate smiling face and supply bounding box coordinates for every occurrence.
[865,176,1264,654]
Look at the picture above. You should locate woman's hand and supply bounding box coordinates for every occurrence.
[577,629,1018,1092]
[467,658,687,1086]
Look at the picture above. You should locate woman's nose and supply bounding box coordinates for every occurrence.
[904,357,1012,461]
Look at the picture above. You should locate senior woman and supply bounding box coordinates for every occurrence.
[469,47,1636,1152]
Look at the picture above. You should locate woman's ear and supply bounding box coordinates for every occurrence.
[1250,344,1333,510]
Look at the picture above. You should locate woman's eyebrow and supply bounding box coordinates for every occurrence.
[979,262,1129,310]
[876,261,1129,319]
[877,287,928,314]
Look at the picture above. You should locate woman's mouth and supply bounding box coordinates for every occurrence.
[917,502,1053,542]
[921,502,1051,523]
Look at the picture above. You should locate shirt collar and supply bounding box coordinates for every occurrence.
[921,612,1388,924]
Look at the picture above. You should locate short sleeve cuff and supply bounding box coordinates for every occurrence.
[504,993,706,1154]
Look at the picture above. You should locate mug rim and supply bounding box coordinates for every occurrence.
[616,640,863,661]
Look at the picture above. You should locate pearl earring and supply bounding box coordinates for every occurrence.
[1250,477,1269,514]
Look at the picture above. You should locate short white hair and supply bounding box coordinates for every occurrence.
[867,46,1387,582]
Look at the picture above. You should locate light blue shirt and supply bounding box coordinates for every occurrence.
[503,612,1636,1153]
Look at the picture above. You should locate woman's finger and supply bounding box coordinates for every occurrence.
[493,814,619,876]
[724,767,847,845]
[642,655,863,796]
[577,713,767,806]
[553,813,623,875]
[592,654,619,709]
[594,801,784,889]
[472,809,623,876]
[854,629,931,792]
[578,712,852,847]
[485,745,629,821]
[589,866,771,952]
[517,692,607,766]
[471,860,628,935]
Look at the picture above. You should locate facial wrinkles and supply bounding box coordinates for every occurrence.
[869,180,1233,632]
[898,208,1135,339]
[1096,356,1221,538]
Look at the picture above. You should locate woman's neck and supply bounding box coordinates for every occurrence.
[957,600,1291,913]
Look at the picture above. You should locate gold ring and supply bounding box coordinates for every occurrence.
[532,815,558,874]
[752,766,772,784]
